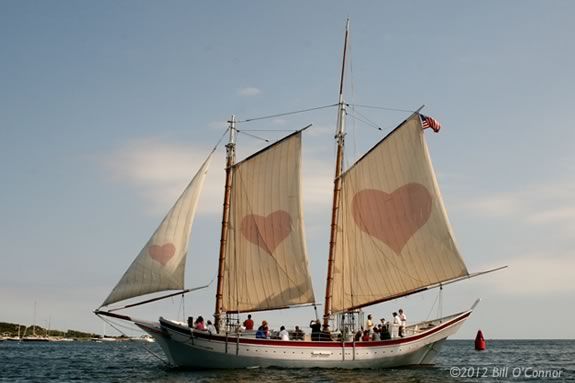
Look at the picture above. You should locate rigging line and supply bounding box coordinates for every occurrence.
[98,316,170,366]
[236,130,271,143]
[425,290,441,321]
[181,292,186,323]
[350,108,385,130]
[348,108,394,132]
[237,103,338,123]
[212,126,231,152]
[348,104,416,113]
[347,111,383,132]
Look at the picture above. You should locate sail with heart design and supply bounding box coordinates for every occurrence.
[101,151,213,307]
[221,130,315,313]
[329,113,469,313]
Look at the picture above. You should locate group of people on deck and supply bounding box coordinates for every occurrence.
[251,317,304,341]
[187,316,217,334]
[358,309,407,341]
[186,309,407,341]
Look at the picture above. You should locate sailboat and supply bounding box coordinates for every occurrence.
[95,20,503,369]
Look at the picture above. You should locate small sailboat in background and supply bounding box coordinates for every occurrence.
[95,20,504,369]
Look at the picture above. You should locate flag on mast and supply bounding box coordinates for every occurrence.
[421,114,441,133]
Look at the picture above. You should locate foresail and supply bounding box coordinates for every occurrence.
[330,114,468,312]
[222,131,315,313]
[101,151,213,307]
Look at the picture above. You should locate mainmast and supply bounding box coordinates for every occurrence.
[323,19,349,331]
[214,116,236,331]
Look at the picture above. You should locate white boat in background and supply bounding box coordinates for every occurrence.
[95,20,503,369]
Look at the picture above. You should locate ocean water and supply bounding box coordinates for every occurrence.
[0,340,573,382]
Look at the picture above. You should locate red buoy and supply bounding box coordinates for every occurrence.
[474,330,486,351]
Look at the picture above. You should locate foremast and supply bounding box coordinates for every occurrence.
[323,19,349,331]
[214,116,236,331]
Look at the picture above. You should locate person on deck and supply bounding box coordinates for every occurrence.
[279,326,289,341]
[380,322,391,340]
[256,320,269,339]
[187,316,194,328]
[366,314,374,334]
[361,330,371,342]
[399,309,407,337]
[391,312,400,338]
[310,320,322,341]
[206,320,216,334]
[293,326,305,340]
[243,314,254,331]
[194,316,206,330]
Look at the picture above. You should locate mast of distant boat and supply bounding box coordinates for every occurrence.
[323,19,349,331]
[214,116,236,331]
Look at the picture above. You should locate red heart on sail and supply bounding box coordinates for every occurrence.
[352,183,432,254]
[148,243,176,265]
[240,210,292,254]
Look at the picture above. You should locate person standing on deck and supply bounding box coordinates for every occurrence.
[366,314,374,334]
[399,309,407,337]
[391,312,400,338]
[243,314,254,331]
[310,320,322,341]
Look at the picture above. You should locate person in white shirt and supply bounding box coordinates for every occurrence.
[391,312,400,338]
[206,320,217,335]
[279,325,289,341]
[398,309,407,337]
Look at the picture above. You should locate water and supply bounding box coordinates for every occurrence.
[0,340,573,382]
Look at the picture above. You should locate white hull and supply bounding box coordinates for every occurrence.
[136,310,471,369]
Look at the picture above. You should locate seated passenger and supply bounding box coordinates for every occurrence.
[256,320,269,339]
[361,330,371,342]
[279,326,289,341]
[293,326,305,340]
[206,320,216,335]
[380,324,391,340]
[194,316,206,330]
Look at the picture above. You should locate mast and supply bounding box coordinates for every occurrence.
[214,116,236,331]
[323,19,349,331]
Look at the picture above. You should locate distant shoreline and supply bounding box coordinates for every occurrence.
[0,321,117,340]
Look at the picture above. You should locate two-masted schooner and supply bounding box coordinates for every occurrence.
[95,21,502,369]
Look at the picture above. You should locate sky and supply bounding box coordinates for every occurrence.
[1,1,574,339]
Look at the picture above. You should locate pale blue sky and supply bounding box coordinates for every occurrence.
[1,1,573,339]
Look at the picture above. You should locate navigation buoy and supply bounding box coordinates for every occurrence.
[474,330,486,351]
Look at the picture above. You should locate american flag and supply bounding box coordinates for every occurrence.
[421,114,441,133]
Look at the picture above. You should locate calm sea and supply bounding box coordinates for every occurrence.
[0,340,573,382]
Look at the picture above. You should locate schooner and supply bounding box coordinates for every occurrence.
[95,20,503,369]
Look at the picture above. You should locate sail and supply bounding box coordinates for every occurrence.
[101,151,213,307]
[222,131,315,313]
[330,114,468,312]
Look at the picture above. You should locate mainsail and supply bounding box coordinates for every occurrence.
[101,151,213,307]
[222,130,315,313]
[330,113,468,312]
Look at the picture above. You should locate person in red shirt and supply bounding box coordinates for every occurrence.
[243,314,254,330]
